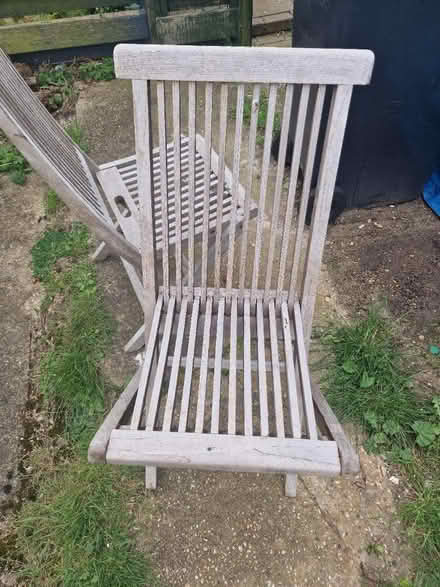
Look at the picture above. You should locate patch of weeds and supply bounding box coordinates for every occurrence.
[38,66,75,111]
[0,142,31,184]
[321,308,426,460]
[234,88,282,145]
[66,120,89,153]
[321,307,440,584]
[16,461,154,587]
[78,57,115,81]
[45,189,64,216]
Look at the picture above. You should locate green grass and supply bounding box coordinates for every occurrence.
[78,57,115,82]
[66,120,89,153]
[0,142,31,184]
[16,462,153,587]
[9,222,157,585]
[321,307,440,584]
[31,224,89,282]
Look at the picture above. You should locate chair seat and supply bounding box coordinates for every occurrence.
[104,290,341,476]
[98,134,256,251]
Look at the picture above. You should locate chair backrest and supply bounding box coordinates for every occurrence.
[115,44,374,340]
[0,48,140,268]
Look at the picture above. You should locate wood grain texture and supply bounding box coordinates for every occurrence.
[130,295,164,430]
[268,299,285,438]
[211,298,225,434]
[301,85,353,346]
[179,297,200,432]
[228,296,238,435]
[2,10,147,54]
[155,6,238,45]
[289,85,325,302]
[195,296,212,433]
[107,430,341,475]
[115,45,375,85]
[285,474,297,497]
[251,83,277,302]
[88,367,141,464]
[311,383,360,474]
[226,83,245,293]
[132,79,157,336]
[145,297,176,431]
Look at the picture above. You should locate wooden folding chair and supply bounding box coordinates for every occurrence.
[0,48,139,270]
[0,47,254,352]
[91,44,374,496]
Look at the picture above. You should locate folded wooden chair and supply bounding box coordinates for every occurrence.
[89,44,374,496]
[0,47,254,352]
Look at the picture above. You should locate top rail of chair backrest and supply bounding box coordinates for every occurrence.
[0,48,108,222]
[114,45,374,86]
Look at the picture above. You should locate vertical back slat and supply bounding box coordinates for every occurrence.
[172,81,182,303]
[228,296,238,434]
[200,83,213,303]
[178,297,200,432]
[276,84,310,301]
[239,84,260,293]
[211,297,225,433]
[157,81,169,300]
[264,84,294,299]
[132,79,157,338]
[301,85,353,346]
[243,298,253,435]
[195,296,213,432]
[226,84,245,294]
[268,299,285,438]
[162,297,188,431]
[289,85,326,304]
[187,81,196,295]
[145,297,176,431]
[214,84,229,291]
[256,299,269,436]
[251,84,278,305]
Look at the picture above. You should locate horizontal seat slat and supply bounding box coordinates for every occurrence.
[107,430,341,475]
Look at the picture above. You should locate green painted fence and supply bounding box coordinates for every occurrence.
[0,0,252,55]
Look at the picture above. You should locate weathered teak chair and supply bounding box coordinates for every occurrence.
[89,44,374,496]
[0,47,253,352]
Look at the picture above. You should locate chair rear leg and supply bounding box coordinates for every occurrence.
[285,474,297,497]
[144,349,159,491]
[91,241,112,262]
[145,466,157,490]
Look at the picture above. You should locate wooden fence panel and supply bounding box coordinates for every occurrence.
[156,6,237,44]
[0,9,148,54]
[0,0,131,18]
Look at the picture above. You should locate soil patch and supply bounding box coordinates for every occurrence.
[326,199,440,334]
